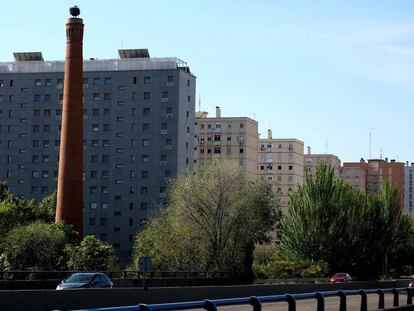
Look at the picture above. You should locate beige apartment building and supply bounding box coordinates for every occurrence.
[304,146,341,177]
[194,107,258,176]
[258,130,304,212]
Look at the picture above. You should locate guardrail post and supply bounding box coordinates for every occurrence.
[392,288,399,307]
[407,287,413,305]
[359,289,367,311]
[315,292,325,311]
[204,299,217,311]
[338,290,347,311]
[138,303,150,311]
[377,289,385,309]
[250,296,262,311]
[286,294,296,311]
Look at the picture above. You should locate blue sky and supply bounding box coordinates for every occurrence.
[1,1,413,162]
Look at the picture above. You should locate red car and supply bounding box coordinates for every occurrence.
[330,273,352,283]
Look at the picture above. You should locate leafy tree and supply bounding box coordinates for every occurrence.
[65,235,116,270]
[1,222,76,270]
[279,163,412,278]
[134,159,281,281]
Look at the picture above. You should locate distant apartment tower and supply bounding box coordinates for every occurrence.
[404,162,414,214]
[194,107,258,176]
[258,130,304,212]
[304,146,341,177]
[0,49,195,261]
[342,158,405,208]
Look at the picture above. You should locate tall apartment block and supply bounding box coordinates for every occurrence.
[0,49,196,261]
[194,107,258,176]
[342,158,405,208]
[404,162,414,214]
[304,146,341,177]
[258,130,304,212]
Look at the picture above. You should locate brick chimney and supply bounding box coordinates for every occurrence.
[55,7,84,237]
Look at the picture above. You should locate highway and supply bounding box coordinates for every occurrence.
[189,293,407,311]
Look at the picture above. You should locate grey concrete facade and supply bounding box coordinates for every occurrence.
[0,56,195,261]
[405,163,414,214]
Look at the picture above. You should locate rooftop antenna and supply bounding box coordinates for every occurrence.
[197,93,201,111]
[380,145,383,159]
[366,126,376,159]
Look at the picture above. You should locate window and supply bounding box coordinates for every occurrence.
[101,202,108,209]
[289,165,293,170]
[104,77,112,85]
[144,76,151,84]
[239,148,244,154]
[104,93,111,101]
[32,171,39,178]
[43,155,49,163]
[166,138,172,145]
[102,155,109,163]
[142,139,150,146]
[214,135,221,141]
[140,202,148,210]
[103,108,111,116]
[43,140,50,147]
[103,124,110,131]
[92,124,99,132]
[92,108,99,116]
[32,140,40,148]
[142,155,149,163]
[90,171,97,178]
[161,154,167,161]
[94,78,100,85]
[187,79,190,87]
[141,187,148,194]
[288,176,293,181]
[102,139,109,147]
[21,88,28,92]
[91,140,99,147]
[43,125,50,132]
[91,155,98,162]
[90,202,97,209]
[93,93,100,101]
[214,146,221,154]
[44,94,51,102]
[33,110,40,117]
[45,79,52,86]
[144,92,151,100]
[165,170,171,177]
[166,107,173,114]
[83,78,88,86]
[240,123,244,128]
[34,94,41,102]
[141,170,149,178]
[162,91,169,99]
[142,123,150,131]
[161,123,167,130]
[278,165,282,170]
[143,108,150,116]
[35,79,42,86]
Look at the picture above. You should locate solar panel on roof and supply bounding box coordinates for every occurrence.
[118,49,150,59]
[13,52,44,61]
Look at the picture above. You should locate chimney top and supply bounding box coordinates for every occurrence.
[70,6,80,17]
[215,106,221,118]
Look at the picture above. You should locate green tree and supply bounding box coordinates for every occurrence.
[134,159,281,281]
[66,235,116,270]
[1,222,76,270]
[279,163,412,278]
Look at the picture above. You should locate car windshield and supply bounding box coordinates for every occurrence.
[64,274,94,283]
[334,273,348,277]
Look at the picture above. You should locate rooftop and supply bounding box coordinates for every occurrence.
[0,49,191,74]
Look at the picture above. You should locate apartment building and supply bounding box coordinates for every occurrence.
[258,130,304,212]
[342,158,405,208]
[404,162,414,214]
[194,107,258,176]
[304,146,341,177]
[0,49,196,261]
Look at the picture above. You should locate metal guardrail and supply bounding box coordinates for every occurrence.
[76,287,414,311]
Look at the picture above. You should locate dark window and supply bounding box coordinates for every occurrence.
[144,92,151,100]
[104,77,112,85]
[104,93,111,101]
[144,76,151,84]
[94,78,100,85]
[143,108,150,116]
[167,75,174,83]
